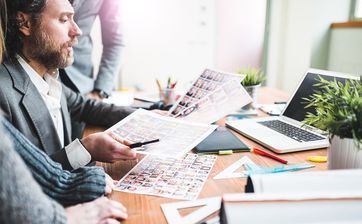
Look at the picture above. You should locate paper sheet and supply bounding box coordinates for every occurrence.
[115,153,217,200]
[258,103,286,116]
[108,109,216,157]
[179,79,253,124]
[103,91,134,106]
[168,69,247,121]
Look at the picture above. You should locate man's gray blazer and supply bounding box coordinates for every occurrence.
[63,0,123,95]
[0,59,134,170]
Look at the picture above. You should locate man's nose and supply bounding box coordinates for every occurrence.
[70,20,82,37]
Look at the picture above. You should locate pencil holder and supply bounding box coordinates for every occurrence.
[160,88,176,105]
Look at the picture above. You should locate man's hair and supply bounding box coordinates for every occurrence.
[5,0,74,61]
[0,0,6,62]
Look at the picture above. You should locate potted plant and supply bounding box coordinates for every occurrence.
[303,76,362,169]
[237,67,265,110]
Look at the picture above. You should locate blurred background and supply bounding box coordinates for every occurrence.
[90,0,362,94]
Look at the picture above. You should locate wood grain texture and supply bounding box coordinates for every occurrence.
[85,87,327,224]
[331,21,362,28]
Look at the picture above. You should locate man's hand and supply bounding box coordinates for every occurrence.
[66,197,127,224]
[81,132,137,163]
[87,91,102,101]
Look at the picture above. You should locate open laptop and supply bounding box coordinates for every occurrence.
[226,69,359,153]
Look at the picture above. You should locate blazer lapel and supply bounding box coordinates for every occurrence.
[22,92,63,155]
[4,60,63,155]
[60,92,72,145]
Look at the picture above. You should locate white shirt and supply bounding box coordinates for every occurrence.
[18,56,91,169]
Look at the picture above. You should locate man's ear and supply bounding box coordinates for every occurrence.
[17,12,32,36]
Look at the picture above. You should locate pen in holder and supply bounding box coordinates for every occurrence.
[160,88,176,105]
[156,78,177,106]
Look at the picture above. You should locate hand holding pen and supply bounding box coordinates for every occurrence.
[83,132,137,162]
[129,139,160,148]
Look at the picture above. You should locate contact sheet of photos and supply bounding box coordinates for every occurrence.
[168,68,242,118]
[115,153,217,200]
[180,79,252,124]
[107,109,216,157]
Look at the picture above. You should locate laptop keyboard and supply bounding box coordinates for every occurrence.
[258,120,325,142]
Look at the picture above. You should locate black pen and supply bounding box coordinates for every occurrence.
[274,101,287,104]
[129,139,160,148]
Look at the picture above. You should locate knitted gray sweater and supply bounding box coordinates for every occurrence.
[1,117,106,206]
[0,119,67,224]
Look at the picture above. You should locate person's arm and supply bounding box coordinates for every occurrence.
[1,118,106,206]
[93,0,124,96]
[51,132,137,171]
[0,118,67,224]
[64,84,135,127]
[48,86,136,170]
[0,116,127,224]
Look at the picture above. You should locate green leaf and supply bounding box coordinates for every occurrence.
[302,77,362,146]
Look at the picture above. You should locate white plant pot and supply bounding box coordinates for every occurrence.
[242,84,260,110]
[328,136,362,169]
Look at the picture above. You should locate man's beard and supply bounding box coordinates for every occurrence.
[27,26,77,71]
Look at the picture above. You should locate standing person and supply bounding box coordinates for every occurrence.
[61,0,123,100]
[0,2,127,222]
[0,0,136,170]
[60,0,124,139]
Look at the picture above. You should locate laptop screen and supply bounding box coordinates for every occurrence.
[282,72,349,123]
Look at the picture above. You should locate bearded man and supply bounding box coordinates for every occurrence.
[0,0,137,170]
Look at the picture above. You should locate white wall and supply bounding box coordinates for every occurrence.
[328,28,362,75]
[215,0,266,72]
[266,0,351,93]
[266,0,313,93]
[120,0,216,92]
[91,0,355,93]
[89,0,267,92]
[311,0,350,69]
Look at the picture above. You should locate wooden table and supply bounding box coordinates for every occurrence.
[84,87,327,224]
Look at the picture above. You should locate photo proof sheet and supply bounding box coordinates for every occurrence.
[179,79,252,124]
[107,109,216,157]
[168,68,251,123]
[115,153,217,200]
